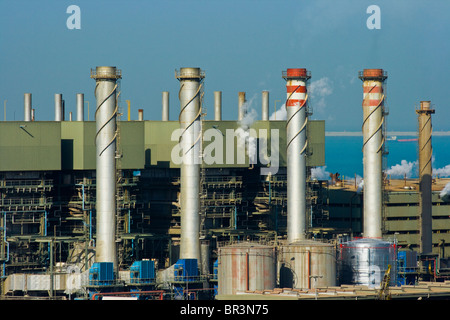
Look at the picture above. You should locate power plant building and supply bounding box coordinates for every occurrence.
[1,67,450,300]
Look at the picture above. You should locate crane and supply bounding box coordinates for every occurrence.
[377,264,392,300]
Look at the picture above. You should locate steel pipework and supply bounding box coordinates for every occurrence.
[176,67,205,262]
[77,93,84,121]
[55,94,63,121]
[24,93,32,122]
[282,68,311,243]
[214,91,222,121]
[416,101,435,254]
[91,66,122,268]
[262,91,269,121]
[359,69,387,239]
[162,91,169,121]
[238,92,246,121]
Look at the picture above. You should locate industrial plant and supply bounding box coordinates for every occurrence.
[1,66,449,300]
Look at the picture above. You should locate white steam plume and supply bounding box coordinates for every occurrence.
[357,179,364,194]
[311,166,330,180]
[269,103,286,121]
[440,182,450,202]
[236,95,258,164]
[433,164,450,178]
[385,160,417,178]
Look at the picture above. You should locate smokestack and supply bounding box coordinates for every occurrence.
[62,99,65,121]
[358,69,388,239]
[24,93,32,122]
[282,68,311,242]
[138,109,144,121]
[90,66,121,269]
[54,94,63,121]
[417,100,435,254]
[262,90,269,121]
[175,67,204,263]
[31,109,35,121]
[126,100,131,121]
[238,92,246,121]
[214,91,222,121]
[69,112,73,121]
[162,91,169,121]
[76,93,84,121]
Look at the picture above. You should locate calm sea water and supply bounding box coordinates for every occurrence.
[323,136,450,179]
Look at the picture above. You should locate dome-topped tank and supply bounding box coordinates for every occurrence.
[338,238,397,288]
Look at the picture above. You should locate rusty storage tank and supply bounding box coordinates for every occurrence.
[217,242,277,295]
[338,238,397,288]
[279,240,337,289]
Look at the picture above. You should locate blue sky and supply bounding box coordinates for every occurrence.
[0,0,449,132]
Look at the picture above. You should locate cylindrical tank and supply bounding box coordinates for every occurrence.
[338,238,397,288]
[218,243,277,295]
[279,240,336,289]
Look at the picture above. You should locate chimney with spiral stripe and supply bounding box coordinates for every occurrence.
[175,67,205,263]
[358,69,388,239]
[282,68,311,242]
[417,101,435,254]
[90,66,121,268]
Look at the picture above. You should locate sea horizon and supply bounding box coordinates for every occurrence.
[320,135,450,180]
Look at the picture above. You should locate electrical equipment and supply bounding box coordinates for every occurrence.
[174,259,199,282]
[130,260,155,284]
[89,262,114,286]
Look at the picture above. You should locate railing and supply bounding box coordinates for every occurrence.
[202,192,243,200]
[281,70,311,79]
[90,68,122,79]
[1,179,53,188]
[357,70,388,80]
[1,197,52,206]
[175,69,205,79]
[203,176,242,183]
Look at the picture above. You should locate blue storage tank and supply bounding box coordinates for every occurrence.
[89,262,114,285]
[130,260,155,284]
[174,259,199,281]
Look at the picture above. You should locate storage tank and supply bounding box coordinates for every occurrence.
[279,240,337,289]
[338,238,397,288]
[217,243,276,295]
